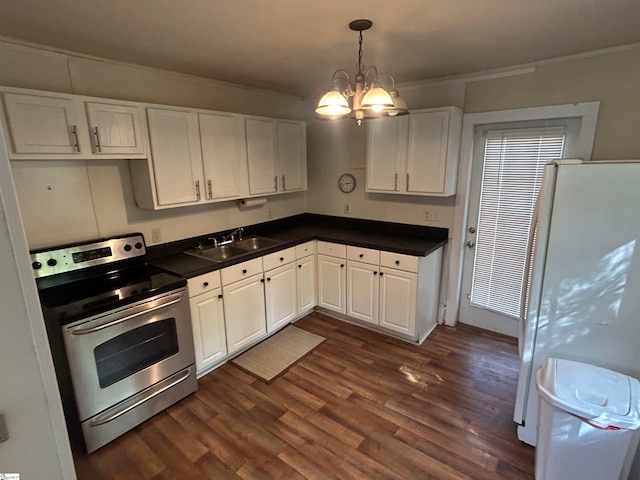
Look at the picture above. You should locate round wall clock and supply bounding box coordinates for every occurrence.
[338,173,357,193]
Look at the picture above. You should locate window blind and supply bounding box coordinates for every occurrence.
[470,127,566,318]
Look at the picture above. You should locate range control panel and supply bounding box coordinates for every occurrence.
[30,234,147,278]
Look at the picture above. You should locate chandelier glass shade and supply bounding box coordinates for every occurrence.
[316,19,409,123]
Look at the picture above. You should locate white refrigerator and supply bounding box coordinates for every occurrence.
[514,159,640,447]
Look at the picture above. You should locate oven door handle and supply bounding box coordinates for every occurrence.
[71,292,184,335]
[88,367,192,426]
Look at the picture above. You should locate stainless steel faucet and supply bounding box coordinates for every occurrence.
[211,227,244,247]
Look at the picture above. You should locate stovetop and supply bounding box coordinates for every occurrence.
[38,263,186,325]
[33,233,186,325]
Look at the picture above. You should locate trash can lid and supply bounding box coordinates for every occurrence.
[536,357,640,430]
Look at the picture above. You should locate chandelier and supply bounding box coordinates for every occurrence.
[316,19,409,124]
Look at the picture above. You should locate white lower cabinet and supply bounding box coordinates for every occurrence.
[222,272,267,355]
[346,261,379,325]
[187,271,227,376]
[378,267,418,336]
[317,243,347,314]
[343,245,443,343]
[296,254,316,315]
[264,261,297,333]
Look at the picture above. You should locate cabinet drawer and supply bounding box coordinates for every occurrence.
[295,241,316,259]
[380,251,419,273]
[317,241,346,258]
[221,257,263,285]
[347,246,380,265]
[187,270,221,297]
[263,246,296,271]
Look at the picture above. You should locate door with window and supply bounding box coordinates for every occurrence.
[459,120,579,335]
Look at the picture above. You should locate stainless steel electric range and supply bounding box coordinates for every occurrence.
[31,233,196,453]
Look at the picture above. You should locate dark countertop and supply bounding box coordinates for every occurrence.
[148,214,448,278]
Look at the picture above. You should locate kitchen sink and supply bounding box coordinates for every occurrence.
[184,244,247,263]
[233,236,282,251]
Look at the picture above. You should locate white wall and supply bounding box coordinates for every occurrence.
[0,40,308,249]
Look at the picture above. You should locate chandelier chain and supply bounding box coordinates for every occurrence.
[357,30,364,71]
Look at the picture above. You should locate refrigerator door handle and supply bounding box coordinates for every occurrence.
[519,197,540,358]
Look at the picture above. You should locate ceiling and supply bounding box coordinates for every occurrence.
[1,0,640,99]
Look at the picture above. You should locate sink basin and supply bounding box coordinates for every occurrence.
[233,236,282,251]
[184,244,247,263]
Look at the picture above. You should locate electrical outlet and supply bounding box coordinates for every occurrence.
[424,209,438,221]
[344,204,352,214]
[151,228,162,243]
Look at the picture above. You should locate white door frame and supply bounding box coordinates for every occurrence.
[445,102,600,326]
[0,128,76,477]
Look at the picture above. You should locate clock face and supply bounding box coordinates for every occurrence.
[338,173,356,193]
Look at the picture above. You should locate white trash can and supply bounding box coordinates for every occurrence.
[535,357,640,480]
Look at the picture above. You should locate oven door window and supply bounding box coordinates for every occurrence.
[94,318,179,388]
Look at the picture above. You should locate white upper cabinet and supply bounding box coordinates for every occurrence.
[366,116,407,192]
[1,88,147,160]
[246,118,278,195]
[3,92,82,156]
[366,107,462,196]
[199,112,248,201]
[277,120,307,192]
[132,108,251,209]
[145,107,204,207]
[246,117,307,196]
[85,102,146,156]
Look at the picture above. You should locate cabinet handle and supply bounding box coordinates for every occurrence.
[406,173,410,191]
[340,264,344,268]
[242,269,247,274]
[260,278,265,283]
[71,125,80,152]
[93,126,102,152]
[280,257,284,262]
[203,282,209,288]
[217,294,223,299]
[195,181,201,200]
[267,277,271,282]
[207,179,213,199]
[394,173,398,191]
[282,174,286,191]
[395,260,400,266]
[374,271,378,275]
[274,175,278,192]
[298,264,302,268]
[380,272,384,276]
[359,254,364,258]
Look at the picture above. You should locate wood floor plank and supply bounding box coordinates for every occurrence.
[74,313,534,479]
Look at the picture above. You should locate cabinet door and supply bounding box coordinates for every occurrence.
[317,254,346,314]
[190,288,227,374]
[222,274,267,354]
[3,92,83,155]
[379,267,417,336]
[346,261,379,325]
[199,112,246,200]
[265,262,297,333]
[406,110,451,195]
[85,102,146,156]
[246,118,277,195]
[277,121,306,191]
[296,255,316,315]
[366,116,407,192]
[146,108,204,206]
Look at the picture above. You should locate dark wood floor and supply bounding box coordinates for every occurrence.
[74,312,534,479]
